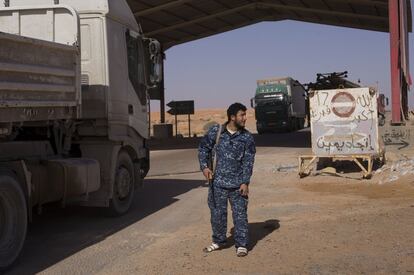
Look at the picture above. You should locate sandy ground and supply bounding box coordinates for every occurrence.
[6,113,414,274]
[95,146,414,275]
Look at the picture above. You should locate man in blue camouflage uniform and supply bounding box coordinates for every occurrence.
[198,103,256,257]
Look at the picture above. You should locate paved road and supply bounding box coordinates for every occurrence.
[148,129,311,177]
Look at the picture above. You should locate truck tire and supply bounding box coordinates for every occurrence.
[108,151,135,216]
[0,171,27,271]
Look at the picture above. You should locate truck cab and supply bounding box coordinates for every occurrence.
[0,0,163,270]
[252,77,306,134]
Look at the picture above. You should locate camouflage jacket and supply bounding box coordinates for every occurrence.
[198,123,256,189]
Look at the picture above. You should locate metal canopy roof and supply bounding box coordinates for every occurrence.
[127,0,412,50]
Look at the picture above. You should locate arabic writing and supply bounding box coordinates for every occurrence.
[382,128,411,149]
[356,94,374,108]
[317,134,374,152]
[311,92,376,123]
[310,105,331,121]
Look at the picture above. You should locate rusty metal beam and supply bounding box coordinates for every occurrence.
[389,0,402,123]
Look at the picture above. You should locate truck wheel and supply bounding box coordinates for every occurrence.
[0,172,27,271]
[108,151,135,216]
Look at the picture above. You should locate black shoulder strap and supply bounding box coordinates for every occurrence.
[212,124,222,174]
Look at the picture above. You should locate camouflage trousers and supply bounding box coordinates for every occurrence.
[208,185,248,248]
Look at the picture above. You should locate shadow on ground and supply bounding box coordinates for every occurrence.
[149,129,311,151]
[7,179,206,275]
[312,157,385,178]
[225,219,280,251]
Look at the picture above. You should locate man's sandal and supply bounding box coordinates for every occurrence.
[236,247,248,257]
[203,243,222,253]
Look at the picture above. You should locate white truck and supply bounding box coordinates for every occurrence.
[0,0,163,270]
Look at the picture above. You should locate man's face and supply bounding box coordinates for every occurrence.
[231,110,247,129]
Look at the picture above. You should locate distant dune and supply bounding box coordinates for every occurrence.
[150,108,257,137]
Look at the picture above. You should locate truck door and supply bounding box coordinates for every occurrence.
[125,30,149,138]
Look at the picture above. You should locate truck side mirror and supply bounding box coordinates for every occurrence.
[386,97,389,106]
[146,39,163,84]
[150,54,163,83]
[250,98,254,108]
[149,40,161,56]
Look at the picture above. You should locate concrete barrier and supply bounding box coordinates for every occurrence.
[153,124,173,139]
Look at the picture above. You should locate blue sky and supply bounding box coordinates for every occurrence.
[153,18,414,111]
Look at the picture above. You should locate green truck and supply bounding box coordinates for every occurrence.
[251,77,307,134]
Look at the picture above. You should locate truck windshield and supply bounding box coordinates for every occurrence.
[255,97,285,106]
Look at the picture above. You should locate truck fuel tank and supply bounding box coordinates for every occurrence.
[30,158,100,206]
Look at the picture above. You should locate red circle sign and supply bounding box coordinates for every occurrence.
[331,92,356,118]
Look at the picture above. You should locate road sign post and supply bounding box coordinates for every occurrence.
[175,113,178,136]
[188,114,191,137]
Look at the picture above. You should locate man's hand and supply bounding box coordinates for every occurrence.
[239,184,249,197]
[203,168,213,181]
